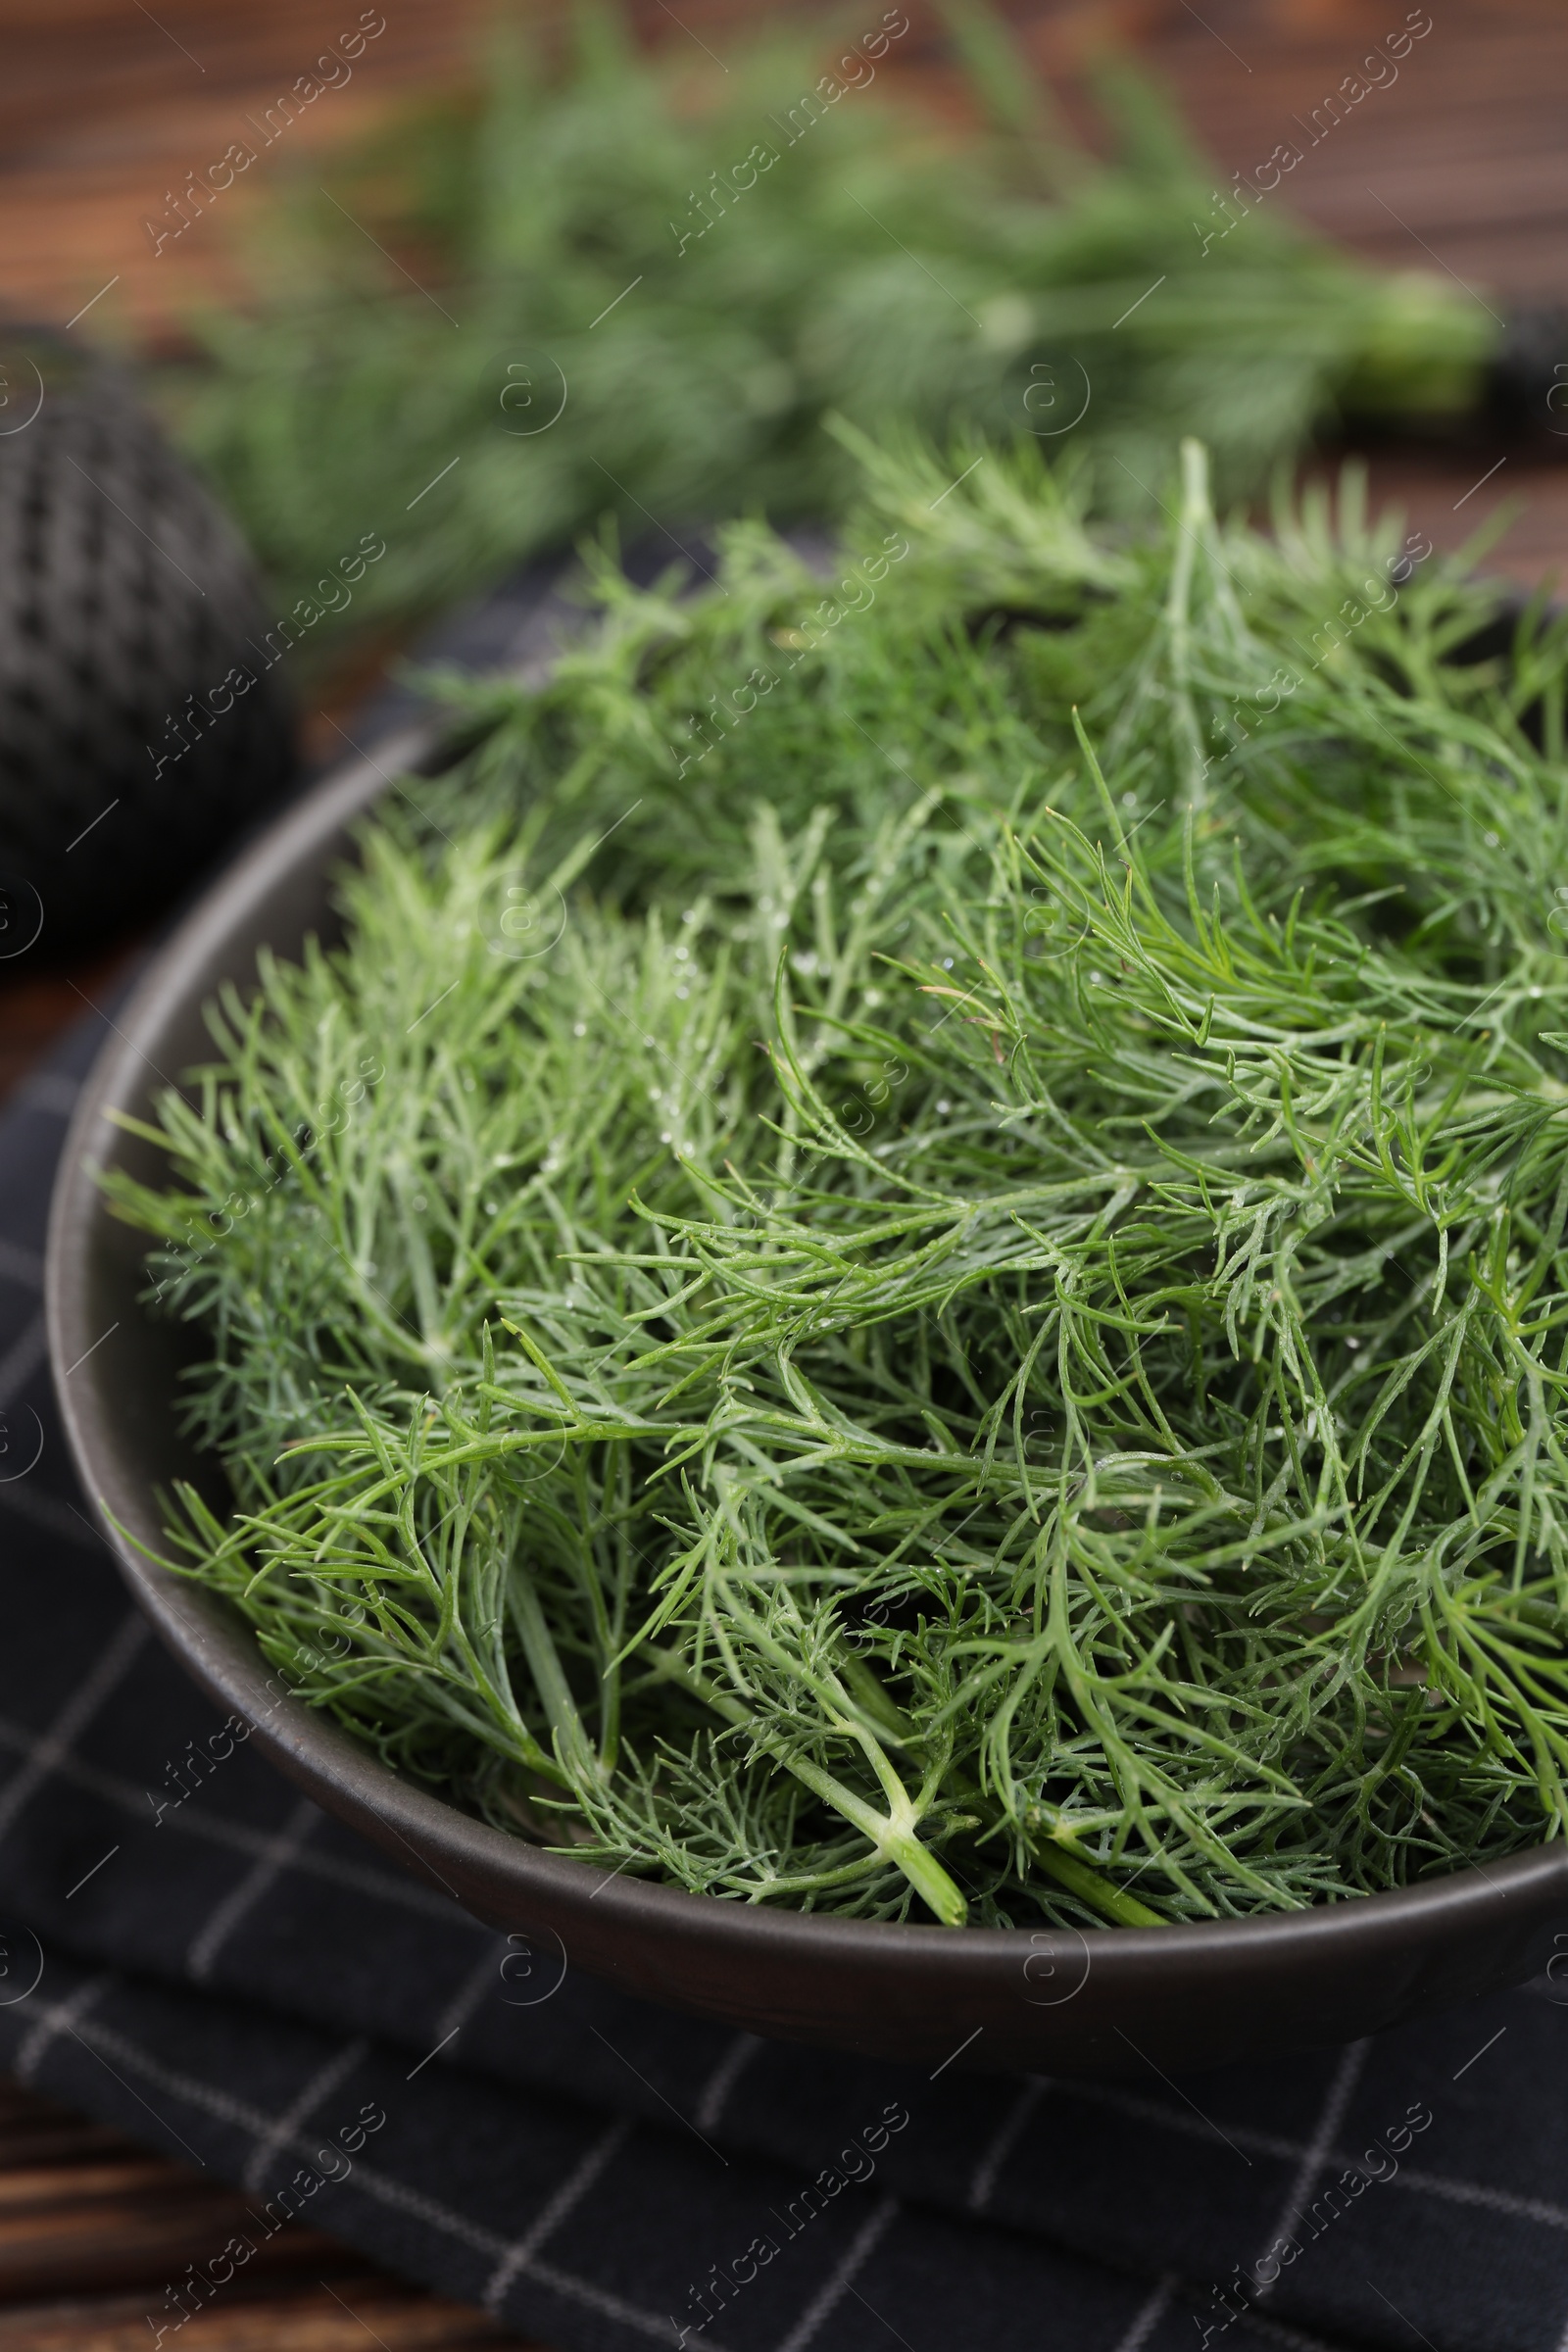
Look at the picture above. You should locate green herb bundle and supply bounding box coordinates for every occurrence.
[110,432,1568,1929]
[161,3,1490,656]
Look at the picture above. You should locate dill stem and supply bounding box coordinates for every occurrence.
[1018,1832,1164,1929]
[507,1572,599,1786]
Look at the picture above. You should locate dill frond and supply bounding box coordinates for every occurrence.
[154,8,1493,661]
[108,435,1568,1928]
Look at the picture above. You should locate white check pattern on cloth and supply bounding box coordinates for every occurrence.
[11,1983,505,2251]
[1037,2077,1568,2235]
[1110,2276,1178,2352]
[15,1969,112,2082]
[187,1795,321,1981]
[55,1971,893,2352]
[481,2115,636,2316]
[774,2194,901,2352]
[15,1937,1459,2352]
[242,2033,370,2191]
[966,2075,1047,2213]
[432,1934,514,2042]
[0,1980,723,2349]
[0,1706,475,1923]
[694,2032,761,2134]
[1250,2041,1372,2299]
[0,1613,148,1847]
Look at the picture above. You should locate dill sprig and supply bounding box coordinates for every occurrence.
[155,5,1491,657]
[106,434,1568,1929]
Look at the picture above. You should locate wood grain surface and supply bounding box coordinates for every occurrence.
[0,2080,532,2348]
[1,0,1566,2333]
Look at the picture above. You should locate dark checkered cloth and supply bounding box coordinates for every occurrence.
[4,592,1568,2352]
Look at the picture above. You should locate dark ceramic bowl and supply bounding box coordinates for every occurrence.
[47,700,1568,2082]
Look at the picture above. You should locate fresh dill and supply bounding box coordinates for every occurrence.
[108,431,1568,1930]
[155,4,1492,661]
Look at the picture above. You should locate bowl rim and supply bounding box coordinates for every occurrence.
[44,677,1568,1995]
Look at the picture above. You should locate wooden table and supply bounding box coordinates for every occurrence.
[0,2081,528,2348]
[1,0,1566,2335]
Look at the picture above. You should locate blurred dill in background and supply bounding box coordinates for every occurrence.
[150,2,1495,666]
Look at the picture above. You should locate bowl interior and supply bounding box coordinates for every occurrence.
[45,632,1568,2079]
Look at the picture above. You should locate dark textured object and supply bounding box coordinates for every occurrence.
[0,325,295,960]
[47,662,1568,2085]
[1485,304,1568,445]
